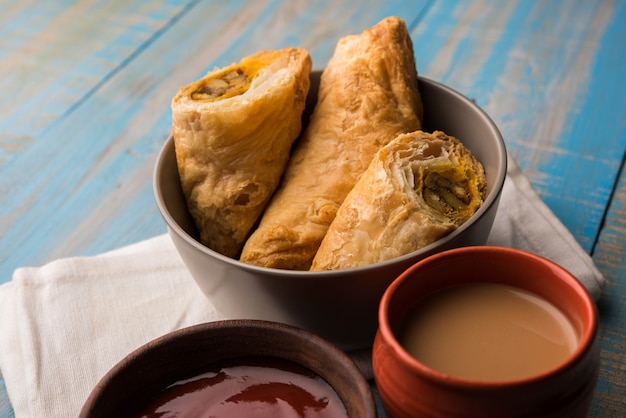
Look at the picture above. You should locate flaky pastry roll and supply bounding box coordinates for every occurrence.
[240,16,423,270]
[172,47,311,258]
[310,131,486,271]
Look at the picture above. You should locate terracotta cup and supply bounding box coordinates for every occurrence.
[373,246,600,418]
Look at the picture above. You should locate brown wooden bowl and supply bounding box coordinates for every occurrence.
[80,319,375,417]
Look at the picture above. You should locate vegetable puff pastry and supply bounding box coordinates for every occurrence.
[239,16,423,270]
[310,131,487,271]
[171,47,312,258]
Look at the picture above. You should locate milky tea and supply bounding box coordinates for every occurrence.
[398,283,579,382]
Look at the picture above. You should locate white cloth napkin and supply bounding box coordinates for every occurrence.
[0,156,605,418]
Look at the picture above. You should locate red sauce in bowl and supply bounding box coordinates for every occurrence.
[136,358,348,417]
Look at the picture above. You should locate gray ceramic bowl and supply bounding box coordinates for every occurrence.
[154,71,507,350]
[80,320,376,417]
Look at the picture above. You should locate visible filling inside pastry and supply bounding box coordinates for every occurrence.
[191,68,251,101]
[422,170,471,215]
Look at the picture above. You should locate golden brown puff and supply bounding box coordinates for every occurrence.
[172,47,312,258]
[311,130,486,271]
[240,16,423,270]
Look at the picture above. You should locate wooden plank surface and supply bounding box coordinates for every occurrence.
[0,0,432,282]
[592,164,626,416]
[0,0,196,280]
[0,0,189,162]
[1,0,625,416]
[413,0,626,253]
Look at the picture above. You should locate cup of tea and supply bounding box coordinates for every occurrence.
[372,246,600,418]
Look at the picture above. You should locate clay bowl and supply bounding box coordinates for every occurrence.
[80,319,375,418]
[153,70,507,349]
[373,246,600,418]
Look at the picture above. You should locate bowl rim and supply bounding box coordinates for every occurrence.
[153,75,508,278]
[80,319,376,417]
[376,245,598,389]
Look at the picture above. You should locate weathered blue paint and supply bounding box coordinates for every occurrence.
[1,1,626,416]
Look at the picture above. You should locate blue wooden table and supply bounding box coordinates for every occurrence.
[1,1,625,416]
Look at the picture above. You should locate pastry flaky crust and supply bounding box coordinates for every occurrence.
[239,16,423,270]
[310,131,486,271]
[171,47,311,258]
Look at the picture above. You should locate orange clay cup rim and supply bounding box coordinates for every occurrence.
[377,245,598,389]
